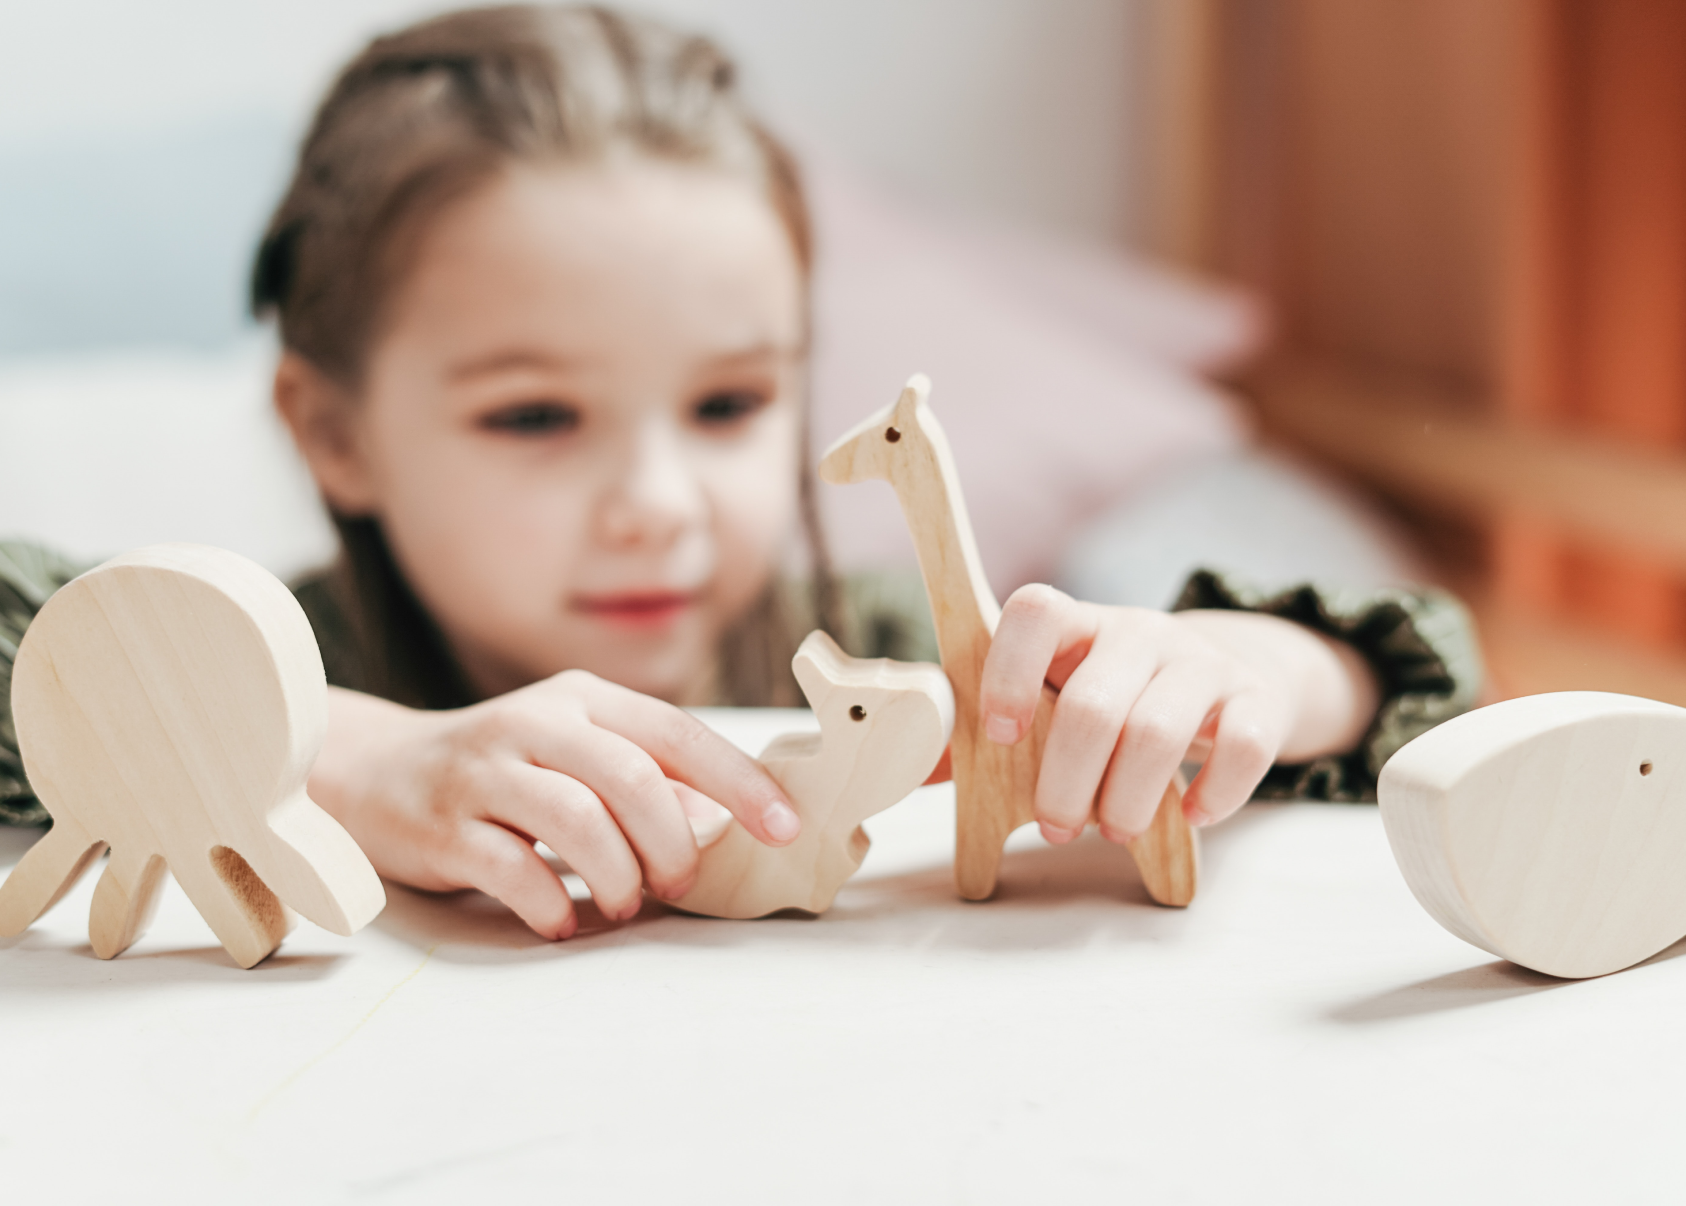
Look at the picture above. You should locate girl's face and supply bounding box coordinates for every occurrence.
[289,161,804,703]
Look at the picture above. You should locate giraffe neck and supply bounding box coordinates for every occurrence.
[893,426,1000,675]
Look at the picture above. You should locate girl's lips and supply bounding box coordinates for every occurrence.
[571,590,698,629]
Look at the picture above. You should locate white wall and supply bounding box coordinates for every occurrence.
[0,0,1141,243]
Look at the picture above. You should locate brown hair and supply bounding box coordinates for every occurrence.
[252,3,838,708]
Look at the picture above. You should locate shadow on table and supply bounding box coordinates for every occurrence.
[374,803,1274,965]
[0,829,349,988]
[0,929,346,992]
[1326,935,1686,1024]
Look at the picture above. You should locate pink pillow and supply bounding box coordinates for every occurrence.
[805,156,1255,594]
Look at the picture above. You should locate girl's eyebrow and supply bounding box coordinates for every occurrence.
[701,342,798,368]
[447,349,582,382]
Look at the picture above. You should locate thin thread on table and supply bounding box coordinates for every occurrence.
[245,943,438,1123]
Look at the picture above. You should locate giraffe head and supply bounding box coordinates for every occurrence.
[818,373,941,487]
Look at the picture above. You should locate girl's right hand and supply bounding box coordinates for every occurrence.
[308,673,801,939]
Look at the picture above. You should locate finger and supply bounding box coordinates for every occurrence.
[1033,627,1159,841]
[520,722,699,900]
[1181,688,1286,827]
[979,584,1093,746]
[448,822,578,940]
[672,779,730,823]
[673,780,734,849]
[571,673,801,846]
[498,762,651,915]
[1096,665,1220,841]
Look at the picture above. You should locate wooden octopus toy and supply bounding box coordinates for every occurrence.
[819,374,1198,905]
[673,630,953,919]
[1380,690,1686,979]
[0,544,385,968]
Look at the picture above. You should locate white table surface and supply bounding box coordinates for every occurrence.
[3,707,1683,1205]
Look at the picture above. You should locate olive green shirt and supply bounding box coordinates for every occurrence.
[0,540,1480,824]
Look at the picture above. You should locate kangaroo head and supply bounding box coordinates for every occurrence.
[818,373,938,487]
[791,629,954,765]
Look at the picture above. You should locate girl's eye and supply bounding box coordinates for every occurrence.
[693,390,767,426]
[479,402,580,435]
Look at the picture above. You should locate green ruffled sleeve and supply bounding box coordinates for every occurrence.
[1172,569,1483,802]
[0,541,91,825]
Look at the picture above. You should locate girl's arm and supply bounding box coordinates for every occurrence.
[308,674,800,939]
[978,581,1437,841]
[0,541,91,827]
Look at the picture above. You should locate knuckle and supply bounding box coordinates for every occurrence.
[1126,713,1184,760]
[1060,686,1121,742]
[1006,582,1066,625]
[1223,721,1276,769]
[474,841,532,893]
[660,707,713,760]
[553,668,602,698]
[603,753,667,805]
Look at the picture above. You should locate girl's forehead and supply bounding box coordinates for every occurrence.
[384,159,805,365]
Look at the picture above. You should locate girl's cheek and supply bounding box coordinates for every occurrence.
[373,413,593,608]
[711,410,801,551]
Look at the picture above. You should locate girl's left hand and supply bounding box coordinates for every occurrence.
[970,584,1378,843]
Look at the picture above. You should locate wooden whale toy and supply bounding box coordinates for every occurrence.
[672,629,953,919]
[1379,690,1686,979]
[819,374,1198,905]
[0,543,385,968]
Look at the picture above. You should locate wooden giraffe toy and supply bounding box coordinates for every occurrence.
[0,543,385,968]
[819,374,1198,905]
[672,629,953,919]
[1380,691,1686,979]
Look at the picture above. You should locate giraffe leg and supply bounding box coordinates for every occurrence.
[1126,774,1199,907]
[955,825,1008,901]
[88,846,169,959]
[0,823,106,937]
[954,776,1016,901]
[173,847,294,969]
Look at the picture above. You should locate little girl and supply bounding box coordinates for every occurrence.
[0,5,1478,939]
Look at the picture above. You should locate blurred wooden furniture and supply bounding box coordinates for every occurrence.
[1141,0,1686,703]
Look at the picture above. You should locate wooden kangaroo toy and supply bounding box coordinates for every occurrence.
[1380,691,1686,979]
[819,375,1198,905]
[0,544,385,968]
[673,630,953,919]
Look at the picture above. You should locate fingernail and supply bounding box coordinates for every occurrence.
[985,714,1020,744]
[555,914,578,941]
[763,800,801,843]
[1039,822,1079,845]
[615,898,644,922]
[1188,808,1217,828]
[1099,824,1139,845]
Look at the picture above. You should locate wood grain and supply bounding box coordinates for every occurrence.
[820,375,1198,905]
[1379,690,1686,979]
[671,630,953,919]
[0,544,385,967]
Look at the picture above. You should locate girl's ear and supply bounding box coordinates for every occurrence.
[273,352,380,516]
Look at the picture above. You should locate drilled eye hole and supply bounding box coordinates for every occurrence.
[1641,761,1654,776]
[884,426,902,443]
[850,704,867,721]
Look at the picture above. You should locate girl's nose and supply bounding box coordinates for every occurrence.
[595,418,706,550]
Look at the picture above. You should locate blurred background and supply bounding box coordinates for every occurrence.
[3,0,1680,705]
